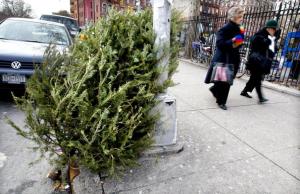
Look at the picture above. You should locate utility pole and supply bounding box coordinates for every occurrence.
[153,0,171,85]
[93,0,96,22]
[149,0,183,155]
[135,0,141,12]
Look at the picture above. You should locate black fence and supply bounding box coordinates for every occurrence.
[180,1,300,89]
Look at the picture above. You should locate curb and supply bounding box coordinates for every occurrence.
[179,58,300,98]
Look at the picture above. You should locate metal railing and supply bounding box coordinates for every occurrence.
[180,1,300,89]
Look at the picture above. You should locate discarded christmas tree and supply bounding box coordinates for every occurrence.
[8,9,181,179]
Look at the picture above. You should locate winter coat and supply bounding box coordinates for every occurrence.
[247,28,276,74]
[250,28,276,59]
[205,21,242,84]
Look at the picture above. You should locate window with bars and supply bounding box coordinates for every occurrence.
[108,4,112,12]
[102,3,107,14]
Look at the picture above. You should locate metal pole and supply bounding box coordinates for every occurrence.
[153,0,171,85]
[93,0,96,22]
[151,0,181,149]
[135,0,141,12]
[275,1,282,22]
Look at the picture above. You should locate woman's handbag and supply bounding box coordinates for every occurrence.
[247,51,272,74]
[210,62,234,85]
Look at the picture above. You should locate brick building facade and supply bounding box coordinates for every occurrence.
[173,0,222,20]
[71,0,151,27]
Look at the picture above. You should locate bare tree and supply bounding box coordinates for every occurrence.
[53,10,72,17]
[0,0,32,20]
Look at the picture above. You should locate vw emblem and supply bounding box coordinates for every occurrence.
[11,61,22,69]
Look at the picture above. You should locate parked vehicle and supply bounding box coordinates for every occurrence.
[0,18,72,88]
[40,14,80,37]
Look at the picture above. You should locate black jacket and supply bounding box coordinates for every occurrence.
[205,21,242,84]
[247,28,277,74]
[250,28,276,59]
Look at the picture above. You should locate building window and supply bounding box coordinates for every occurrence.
[96,5,99,12]
[102,3,107,14]
[108,4,112,11]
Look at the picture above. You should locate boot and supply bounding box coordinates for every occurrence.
[218,104,228,110]
[256,86,268,104]
[241,90,252,98]
[259,98,269,104]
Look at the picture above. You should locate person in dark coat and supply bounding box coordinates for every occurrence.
[241,20,279,103]
[205,6,245,110]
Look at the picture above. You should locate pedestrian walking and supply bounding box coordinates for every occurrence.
[241,20,279,103]
[205,6,245,110]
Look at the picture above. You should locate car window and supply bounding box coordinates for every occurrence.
[0,19,70,45]
[41,15,79,31]
[63,18,78,30]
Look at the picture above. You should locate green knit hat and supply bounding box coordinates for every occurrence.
[265,20,278,29]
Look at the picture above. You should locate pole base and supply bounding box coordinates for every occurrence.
[142,142,184,157]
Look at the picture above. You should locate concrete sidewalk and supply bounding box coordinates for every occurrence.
[0,61,300,194]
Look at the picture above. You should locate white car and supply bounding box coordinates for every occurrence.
[0,18,72,88]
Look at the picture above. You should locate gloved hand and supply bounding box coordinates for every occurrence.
[232,34,244,48]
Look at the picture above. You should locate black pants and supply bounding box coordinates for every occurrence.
[210,82,231,105]
[243,73,264,99]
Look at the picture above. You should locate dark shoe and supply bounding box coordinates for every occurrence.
[218,104,227,110]
[241,91,252,98]
[259,98,269,104]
